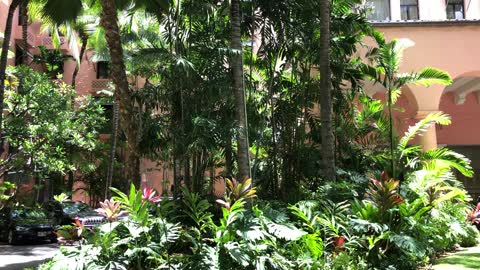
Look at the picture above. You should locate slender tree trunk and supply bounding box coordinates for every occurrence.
[71,34,87,91]
[99,0,140,189]
[184,157,191,190]
[20,1,27,49]
[173,156,180,196]
[68,36,87,193]
[105,98,119,198]
[319,0,336,181]
[0,0,21,153]
[230,0,251,181]
[387,82,395,178]
[225,132,233,177]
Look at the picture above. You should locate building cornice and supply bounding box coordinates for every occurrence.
[371,19,480,27]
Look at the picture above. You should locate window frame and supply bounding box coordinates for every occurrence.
[400,0,419,20]
[367,0,392,21]
[446,0,465,19]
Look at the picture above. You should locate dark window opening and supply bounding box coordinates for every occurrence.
[100,103,113,134]
[447,0,464,19]
[15,45,27,66]
[18,9,27,26]
[97,61,110,79]
[401,0,419,20]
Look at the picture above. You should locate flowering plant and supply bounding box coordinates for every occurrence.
[142,186,162,203]
[96,198,128,222]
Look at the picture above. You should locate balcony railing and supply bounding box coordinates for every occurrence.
[13,28,36,47]
[37,35,68,49]
[92,79,112,93]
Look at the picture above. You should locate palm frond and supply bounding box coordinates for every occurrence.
[396,67,452,88]
[398,112,451,154]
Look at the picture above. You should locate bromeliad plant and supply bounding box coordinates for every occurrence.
[142,186,162,203]
[96,198,128,222]
[216,178,256,211]
[467,204,480,228]
[365,172,403,221]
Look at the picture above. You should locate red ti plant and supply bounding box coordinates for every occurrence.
[142,186,161,203]
[56,217,85,245]
[332,236,346,256]
[467,203,480,229]
[96,198,128,222]
[365,172,404,220]
[216,178,256,211]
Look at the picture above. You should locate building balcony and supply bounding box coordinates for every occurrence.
[91,79,112,93]
[35,35,69,50]
[13,27,36,48]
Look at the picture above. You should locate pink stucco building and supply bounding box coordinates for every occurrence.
[1,0,480,198]
[366,0,480,197]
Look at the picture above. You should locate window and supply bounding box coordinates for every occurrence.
[447,0,464,19]
[366,0,391,21]
[15,45,27,66]
[97,61,110,79]
[401,0,419,20]
[93,98,113,134]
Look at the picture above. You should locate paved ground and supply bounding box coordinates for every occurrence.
[431,244,480,270]
[0,242,58,270]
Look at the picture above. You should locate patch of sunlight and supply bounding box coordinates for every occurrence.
[432,245,480,270]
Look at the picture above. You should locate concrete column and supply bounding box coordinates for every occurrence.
[415,110,440,150]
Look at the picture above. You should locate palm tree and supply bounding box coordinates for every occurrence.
[366,31,452,178]
[98,0,141,192]
[27,2,99,90]
[319,0,335,181]
[20,1,28,49]
[230,0,251,182]
[0,0,21,149]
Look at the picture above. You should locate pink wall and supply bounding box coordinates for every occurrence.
[438,92,480,145]
[370,23,480,146]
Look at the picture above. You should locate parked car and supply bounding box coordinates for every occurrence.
[0,206,57,244]
[43,201,105,228]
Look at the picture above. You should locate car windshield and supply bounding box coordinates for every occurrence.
[11,208,47,219]
[61,202,93,215]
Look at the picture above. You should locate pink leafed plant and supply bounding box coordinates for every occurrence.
[142,186,162,203]
[96,198,128,222]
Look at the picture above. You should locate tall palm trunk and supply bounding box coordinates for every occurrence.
[20,0,27,49]
[67,35,87,194]
[0,0,21,152]
[71,34,87,90]
[99,0,140,191]
[230,0,251,181]
[319,0,336,181]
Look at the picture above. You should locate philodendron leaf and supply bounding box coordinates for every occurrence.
[224,242,250,267]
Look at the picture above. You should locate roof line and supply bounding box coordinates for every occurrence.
[372,20,480,27]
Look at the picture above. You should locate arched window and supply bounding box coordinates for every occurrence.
[401,0,419,20]
[446,0,465,19]
[366,0,391,21]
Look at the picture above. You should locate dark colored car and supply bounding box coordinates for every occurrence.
[44,201,105,228]
[0,206,57,244]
